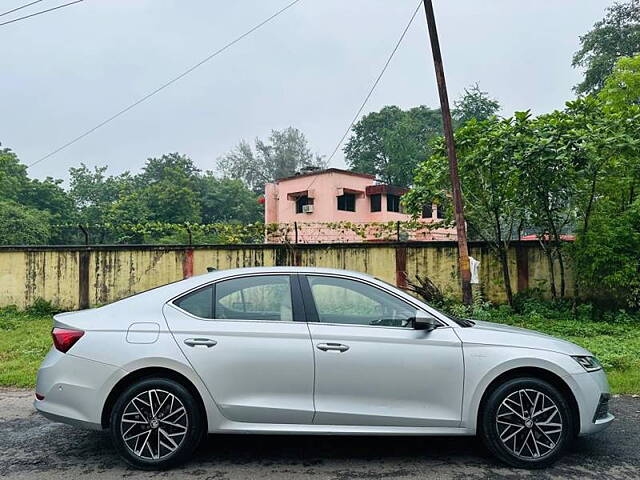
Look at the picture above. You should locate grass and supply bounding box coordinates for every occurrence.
[0,300,639,393]
[0,306,54,388]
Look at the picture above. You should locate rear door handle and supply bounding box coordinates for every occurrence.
[184,338,217,348]
[317,343,349,352]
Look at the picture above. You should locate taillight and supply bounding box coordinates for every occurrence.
[52,327,84,353]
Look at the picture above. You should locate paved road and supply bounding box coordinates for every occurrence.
[1,388,639,479]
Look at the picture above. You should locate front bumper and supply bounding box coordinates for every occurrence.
[569,368,614,436]
[34,348,125,430]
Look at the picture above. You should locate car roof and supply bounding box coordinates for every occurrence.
[108,266,376,307]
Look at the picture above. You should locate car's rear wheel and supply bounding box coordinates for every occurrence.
[480,377,573,469]
[109,377,204,470]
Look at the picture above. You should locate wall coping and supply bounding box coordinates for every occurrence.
[0,241,556,252]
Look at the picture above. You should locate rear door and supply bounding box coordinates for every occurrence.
[164,273,315,424]
[302,274,464,427]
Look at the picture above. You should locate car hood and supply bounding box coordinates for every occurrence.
[455,319,592,356]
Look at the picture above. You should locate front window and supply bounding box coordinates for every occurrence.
[306,275,417,327]
[337,193,356,212]
[295,195,313,214]
[370,194,381,212]
[387,194,401,212]
[215,275,293,321]
[422,204,433,218]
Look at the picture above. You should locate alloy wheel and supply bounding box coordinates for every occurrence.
[120,389,189,460]
[495,388,563,460]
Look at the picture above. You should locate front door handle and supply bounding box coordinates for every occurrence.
[317,342,349,352]
[184,338,217,348]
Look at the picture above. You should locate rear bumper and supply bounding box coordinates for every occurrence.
[34,348,125,430]
[570,369,614,436]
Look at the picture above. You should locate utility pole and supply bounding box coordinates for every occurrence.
[422,0,472,305]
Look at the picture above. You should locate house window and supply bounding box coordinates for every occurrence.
[436,204,444,219]
[295,195,313,214]
[422,204,433,218]
[370,194,381,212]
[337,193,356,212]
[387,194,401,212]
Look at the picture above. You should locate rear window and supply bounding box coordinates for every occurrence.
[173,285,214,318]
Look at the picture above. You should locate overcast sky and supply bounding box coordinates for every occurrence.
[2,0,615,181]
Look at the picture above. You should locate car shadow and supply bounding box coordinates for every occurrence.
[191,433,494,466]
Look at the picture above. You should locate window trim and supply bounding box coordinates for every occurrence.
[298,273,446,330]
[170,273,306,323]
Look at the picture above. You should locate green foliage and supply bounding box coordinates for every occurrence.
[572,198,640,308]
[599,54,640,109]
[344,105,443,187]
[25,298,63,316]
[453,83,501,125]
[405,114,526,304]
[197,174,262,224]
[0,201,51,245]
[572,0,640,94]
[0,146,29,202]
[217,127,326,193]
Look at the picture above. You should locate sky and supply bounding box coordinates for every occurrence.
[1,0,617,181]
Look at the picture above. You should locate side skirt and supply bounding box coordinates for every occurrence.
[212,422,473,436]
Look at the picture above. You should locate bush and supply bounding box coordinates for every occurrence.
[25,298,61,316]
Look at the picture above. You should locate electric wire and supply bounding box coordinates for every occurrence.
[28,0,303,168]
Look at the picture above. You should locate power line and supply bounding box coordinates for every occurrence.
[0,0,45,18]
[0,0,83,27]
[29,0,303,168]
[324,0,422,165]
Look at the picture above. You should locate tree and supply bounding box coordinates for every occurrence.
[573,198,640,308]
[0,146,29,202]
[344,106,443,186]
[572,0,640,94]
[453,83,501,125]
[599,54,640,109]
[218,127,325,193]
[198,174,262,224]
[0,201,51,245]
[138,152,200,188]
[404,115,524,305]
[1,145,75,243]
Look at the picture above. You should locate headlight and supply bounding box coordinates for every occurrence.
[572,355,603,372]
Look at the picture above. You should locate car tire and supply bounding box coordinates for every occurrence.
[480,377,573,469]
[109,377,204,470]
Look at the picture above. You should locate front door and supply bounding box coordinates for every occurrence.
[164,274,315,424]
[301,274,464,427]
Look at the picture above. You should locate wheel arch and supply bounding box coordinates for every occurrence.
[101,366,208,430]
[475,366,580,437]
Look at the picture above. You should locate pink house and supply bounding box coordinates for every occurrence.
[264,168,457,243]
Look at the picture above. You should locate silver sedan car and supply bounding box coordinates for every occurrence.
[35,267,613,470]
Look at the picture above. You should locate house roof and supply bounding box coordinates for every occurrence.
[275,168,376,183]
[365,184,408,196]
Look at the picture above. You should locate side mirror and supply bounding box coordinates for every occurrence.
[411,311,439,331]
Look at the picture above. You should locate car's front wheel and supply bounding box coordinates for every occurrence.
[109,377,204,470]
[480,377,573,469]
